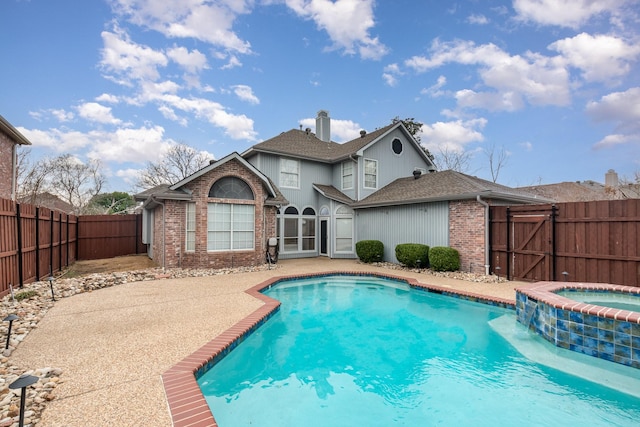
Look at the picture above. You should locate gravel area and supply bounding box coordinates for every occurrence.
[0,258,521,427]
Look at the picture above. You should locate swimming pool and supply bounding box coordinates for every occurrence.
[196,275,640,426]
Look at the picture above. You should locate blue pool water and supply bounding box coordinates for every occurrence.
[556,290,640,312]
[197,275,640,426]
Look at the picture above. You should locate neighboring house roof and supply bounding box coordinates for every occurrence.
[351,170,550,208]
[312,184,355,205]
[0,114,32,146]
[242,122,436,168]
[19,192,74,213]
[135,152,288,208]
[517,181,619,202]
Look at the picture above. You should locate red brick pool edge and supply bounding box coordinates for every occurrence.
[161,271,515,427]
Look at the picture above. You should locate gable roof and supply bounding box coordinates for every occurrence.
[135,152,288,208]
[242,122,436,168]
[352,170,550,208]
[0,114,32,145]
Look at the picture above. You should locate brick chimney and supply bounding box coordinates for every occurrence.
[316,110,330,142]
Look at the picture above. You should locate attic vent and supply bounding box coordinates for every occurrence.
[413,169,422,179]
[305,127,311,135]
[360,130,366,138]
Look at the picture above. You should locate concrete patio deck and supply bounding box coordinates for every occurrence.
[10,258,521,426]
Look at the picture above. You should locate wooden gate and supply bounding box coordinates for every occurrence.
[490,204,556,282]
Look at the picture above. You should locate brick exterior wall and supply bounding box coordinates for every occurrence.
[448,200,487,274]
[152,158,277,269]
[0,131,15,200]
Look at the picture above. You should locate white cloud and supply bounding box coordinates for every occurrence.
[382,63,402,86]
[513,0,625,29]
[50,109,75,122]
[166,46,209,74]
[232,85,260,105]
[520,141,533,151]
[18,127,94,152]
[108,0,252,54]
[87,125,173,163]
[586,87,640,149]
[115,167,143,186]
[420,118,487,153]
[76,102,123,125]
[467,14,489,25]
[406,39,571,111]
[549,33,640,82]
[95,93,120,104]
[285,0,388,60]
[100,28,168,83]
[220,55,242,70]
[421,75,447,97]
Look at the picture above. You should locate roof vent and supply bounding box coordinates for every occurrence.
[209,159,216,165]
[360,130,366,138]
[305,127,311,135]
[413,169,422,179]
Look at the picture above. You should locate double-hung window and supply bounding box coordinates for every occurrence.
[280,158,300,188]
[186,202,196,251]
[364,158,378,189]
[342,161,353,190]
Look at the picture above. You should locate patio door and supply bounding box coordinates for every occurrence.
[320,218,328,256]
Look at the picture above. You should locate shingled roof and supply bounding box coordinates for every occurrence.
[352,170,549,208]
[243,122,431,165]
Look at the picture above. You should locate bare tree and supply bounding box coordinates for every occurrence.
[433,147,473,173]
[136,143,212,189]
[484,143,509,183]
[16,152,106,214]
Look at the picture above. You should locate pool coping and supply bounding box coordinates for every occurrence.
[161,270,515,427]
[516,281,640,324]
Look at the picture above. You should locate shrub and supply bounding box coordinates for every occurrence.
[395,243,430,268]
[429,246,461,272]
[355,240,384,263]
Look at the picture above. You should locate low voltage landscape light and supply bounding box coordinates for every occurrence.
[4,314,18,350]
[9,373,39,427]
[48,276,56,301]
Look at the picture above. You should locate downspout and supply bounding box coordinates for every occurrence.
[152,197,166,272]
[476,195,490,275]
[11,144,17,201]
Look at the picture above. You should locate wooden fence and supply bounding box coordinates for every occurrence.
[490,199,640,286]
[0,197,145,297]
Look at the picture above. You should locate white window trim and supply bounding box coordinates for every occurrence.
[207,203,255,252]
[185,202,196,252]
[363,158,378,189]
[280,158,300,189]
[341,161,353,190]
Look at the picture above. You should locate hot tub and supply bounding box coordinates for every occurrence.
[515,282,640,369]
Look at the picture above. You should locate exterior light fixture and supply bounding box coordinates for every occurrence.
[9,373,39,427]
[4,314,18,350]
[48,276,56,301]
[562,271,569,282]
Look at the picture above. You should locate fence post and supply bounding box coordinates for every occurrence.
[59,213,62,271]
[16,204,23,288]
[505,206,511,281]
[35,207,40,280]
[50,210,54,275]
[66,215,70,267]
[551,204,557,281]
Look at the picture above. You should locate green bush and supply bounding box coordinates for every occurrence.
[355,240,384,263]
[429,246,461,272]
[395,243,430,268]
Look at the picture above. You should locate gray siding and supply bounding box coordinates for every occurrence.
[360,128,432,200]
[356,201,449,262]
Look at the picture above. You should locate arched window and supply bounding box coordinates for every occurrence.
[206,177,255,251]
[335,205,354,253]
[280,205,316,252]
[209,177,254,200]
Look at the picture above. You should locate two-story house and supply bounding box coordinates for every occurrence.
[0,114,32,201]
[138,111,544,273]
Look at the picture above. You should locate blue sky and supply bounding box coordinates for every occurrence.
[2,0,639,192]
